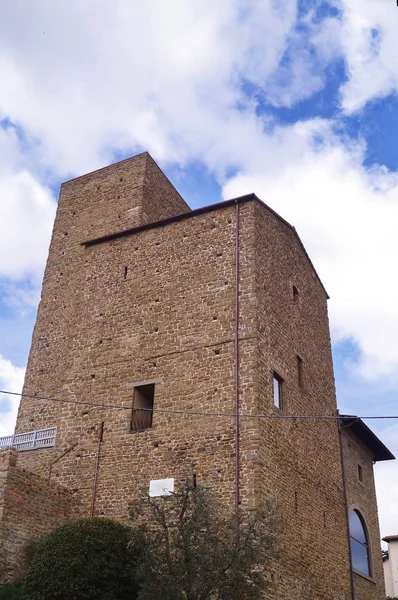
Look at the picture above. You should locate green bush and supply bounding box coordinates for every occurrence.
[21,517,143,600]
[0,581,23,599]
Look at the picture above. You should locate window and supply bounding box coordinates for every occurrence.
[292,285,300,305]
[358,464,364,483]
[296,355,304,387]
[349,510,371,577]
[131,383,155,432]
[273,372,283,409]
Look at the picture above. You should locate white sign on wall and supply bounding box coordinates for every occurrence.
[149,478,175,497]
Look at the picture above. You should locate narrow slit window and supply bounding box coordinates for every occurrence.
[131,384,155,432]
[358,464,364,483]
[273,372,283,409]
[297,355,304,387]
[293,285,300,305]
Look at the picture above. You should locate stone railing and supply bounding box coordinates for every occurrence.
[0,427,56,451]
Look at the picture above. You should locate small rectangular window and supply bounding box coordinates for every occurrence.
[131,383,155,432]
[358,464,364,483]
[297,355,304,387]
[273,372,283,409]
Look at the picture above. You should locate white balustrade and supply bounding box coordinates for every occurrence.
[0,427,56,451]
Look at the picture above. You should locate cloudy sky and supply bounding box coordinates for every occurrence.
[1,0,398,538]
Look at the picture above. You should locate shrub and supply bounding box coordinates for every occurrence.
[21,517,143,600]
[0,581,23,599]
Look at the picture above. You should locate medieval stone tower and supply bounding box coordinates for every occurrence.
[1,152,393,599]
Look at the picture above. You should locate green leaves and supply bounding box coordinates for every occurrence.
[7,488,280,600]
[20,518,143,600]
[130,483,281,600]
[0,581,23,600]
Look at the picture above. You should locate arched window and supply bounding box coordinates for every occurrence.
[349,510,371,577]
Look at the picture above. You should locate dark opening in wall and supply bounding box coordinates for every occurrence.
[131,383,155,432]
[358,464,364,483]
[293,285,300,305]
[124,266,128,279]
[297,355,304,387]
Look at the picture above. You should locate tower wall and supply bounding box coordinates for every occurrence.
[343,430,386,600]
[16,197,258,518]
[13,155,387,599]
[253,202,352,599]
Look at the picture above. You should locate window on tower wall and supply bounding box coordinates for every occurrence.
[130,383,155,432]
[273,372,283,409]
[349,509,371,577]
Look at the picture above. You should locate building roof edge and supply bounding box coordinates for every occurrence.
[81,192,329,298]
[340,415,395,462]
[81,194,256,247]
[383,535,398,542]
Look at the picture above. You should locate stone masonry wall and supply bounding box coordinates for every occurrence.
[12,155,386,599]
[0,447,73,584]
[16,199,257,519]
[253,201,352,600]
[342,429,386,600]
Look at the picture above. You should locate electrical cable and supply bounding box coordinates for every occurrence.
[0,389,398,421]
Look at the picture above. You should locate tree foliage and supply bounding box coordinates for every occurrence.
[129,483,281,600]
[21,517,143,600]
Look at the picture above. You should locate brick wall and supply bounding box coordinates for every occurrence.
[0,448,73,583]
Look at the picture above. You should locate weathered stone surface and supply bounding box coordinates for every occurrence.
[343,429,385,600]
[0,448,73,583]
[4,152,385,598]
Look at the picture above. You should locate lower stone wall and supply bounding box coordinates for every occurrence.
[0,447,73,583]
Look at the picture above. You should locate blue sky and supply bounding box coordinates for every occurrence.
[1,0,398,535]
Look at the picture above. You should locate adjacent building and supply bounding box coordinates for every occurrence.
[0,152,394,599]
[383,535,398,597]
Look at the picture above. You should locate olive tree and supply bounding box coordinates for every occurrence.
[130,483,281,600]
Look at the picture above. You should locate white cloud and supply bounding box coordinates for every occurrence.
[0,171,56,282]
[0,126,56,283]
[0,0,337,177]
[0,0,397,384]
[0,355,24,438]
[222,119,398,381]
[0,0,398,537]
[338,0,398,112]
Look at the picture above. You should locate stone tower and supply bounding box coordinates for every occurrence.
[9,152,391,599]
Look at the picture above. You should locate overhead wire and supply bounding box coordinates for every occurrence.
[0,389,398,421]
